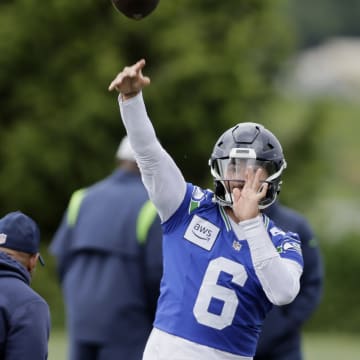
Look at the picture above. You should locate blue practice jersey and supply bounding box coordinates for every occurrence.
[154,183,303,357]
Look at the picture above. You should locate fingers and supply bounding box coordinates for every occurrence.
[108,73,125,91]
[124,59,146,78]
[244,167,261,189]
[232,168,267,220]
[134,58,146,72]
[108,59,148,92]
[257,182,268,198]
[140,75,151,88]
[243,167,268,199]
[232,188,241,202]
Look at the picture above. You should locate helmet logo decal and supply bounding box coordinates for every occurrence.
[0,233,7,245]
[229,148,257,159]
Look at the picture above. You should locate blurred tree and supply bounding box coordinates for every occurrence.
[277,101,329,211]
[2,0,360,334]
[305,232,360,333]
[0,0,295,241]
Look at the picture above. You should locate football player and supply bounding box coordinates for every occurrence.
[108,59,303,360]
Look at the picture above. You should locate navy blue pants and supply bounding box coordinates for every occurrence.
[254,347,302,360]
[69,340,145,360]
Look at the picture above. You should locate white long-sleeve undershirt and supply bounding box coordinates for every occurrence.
[231,216,302,305]
[118,92,302,305]
[119,92,186,222]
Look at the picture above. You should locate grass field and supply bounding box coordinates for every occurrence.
[49,331,360,359]
[303,332,360,359]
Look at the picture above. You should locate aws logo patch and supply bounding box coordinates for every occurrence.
[184,215,219,250]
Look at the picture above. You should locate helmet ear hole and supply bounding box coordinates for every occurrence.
[214,180,226,203]
[214,181,225,199]
[259,179,282,209]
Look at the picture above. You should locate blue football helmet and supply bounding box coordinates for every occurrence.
[209,122,287,209]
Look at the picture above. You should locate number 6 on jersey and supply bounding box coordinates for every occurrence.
[193,257,248,330]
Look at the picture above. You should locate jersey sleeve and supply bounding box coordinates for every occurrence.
[267,220,304,267]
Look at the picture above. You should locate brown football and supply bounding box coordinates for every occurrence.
[111,0,159,20]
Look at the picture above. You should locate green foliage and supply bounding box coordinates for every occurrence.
[32,245,65,329]
[2,0,359,335]
[270,100,330,211]
[0,0,294,242]
[0,0,123,236]
[303,333,360,359]
[0,0,297,329]
[305,233,360,333]
[262,96,360,241]
[257,96,360,334]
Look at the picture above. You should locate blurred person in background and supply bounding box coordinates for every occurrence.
[0,211,50,360]
[254,200,324,360]
[49,136,163,360]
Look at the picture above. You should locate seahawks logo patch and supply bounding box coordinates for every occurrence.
[189,186,206,213]
[277,239,302,255]
[270,226,286,237]
[192,186,205,201]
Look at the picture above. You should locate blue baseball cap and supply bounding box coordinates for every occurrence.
[0,211,45,266]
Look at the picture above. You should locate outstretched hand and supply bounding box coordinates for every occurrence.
[232,168,268,222]
[108,59,150,99]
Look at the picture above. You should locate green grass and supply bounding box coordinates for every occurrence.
[48,331,360,360]
[49,330,68,360]
[303,332,360,360]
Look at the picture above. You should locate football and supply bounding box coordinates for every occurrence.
[111,0,159,20]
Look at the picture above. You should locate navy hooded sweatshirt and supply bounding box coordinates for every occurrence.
[0,251,50,359]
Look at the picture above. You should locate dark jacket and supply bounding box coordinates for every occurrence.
[0,252,50,360]
[49,169,163,357]
[255,201,324,360]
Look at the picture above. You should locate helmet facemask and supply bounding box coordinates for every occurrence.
[210,147,286,209]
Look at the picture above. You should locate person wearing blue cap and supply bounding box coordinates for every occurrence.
[50,136,163,360]
[0,211,50,359]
